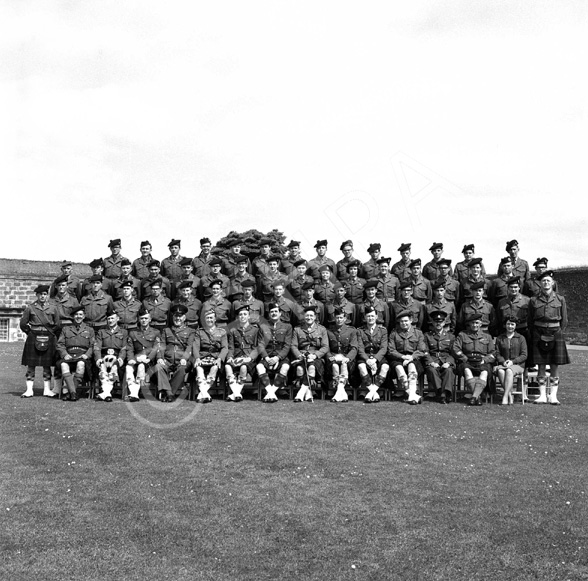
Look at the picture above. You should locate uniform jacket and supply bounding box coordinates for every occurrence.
[161,255,185,283]
[127,326,161,362]
[94,326,129,360]
[453,330,495,364]
[453,259,487,283]
[390,298,424,329]
[192,253,214,279]
[113,298,142,329]
[457,299,495,335]
[387,327,427,362]
[425,299,456,333]
[529,292,568,331]
[370,273,399,303]
[257,321,293,360]
[171,297,202,327]
[359,298,390,328]
[142,295,172,327]
[410,275,432,302]
[327,324,358,362]
[232,297,264,325]
[103,254,129,279]
[291,323,329,359]
[227,323,259,360]
[132,255,156,280]
[423,259,453,281]
[326,299,357,329]
[200,297,231,326]
[20,300,61,334]
[343,277,366,305]
[57,323,95,359]
[192,326,229,361]
[80,291,114,327]
[496,294,530,331]
[51,293,79,326]
[391,259,411,282]
[160,325,195,363]
[424,330,456,367]
[356,325,388,363]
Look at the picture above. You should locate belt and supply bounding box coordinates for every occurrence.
[119,323,137,330]
[535,322,560,329]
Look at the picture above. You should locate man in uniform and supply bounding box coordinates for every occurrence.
[142,279,171,331]
[140,260,172,300]
[172,281,202,329]
[281,240,303,276]
[313,265,336,305]
[132,240,157,280]
[390,280,424,330]
[423,242,453,281]
[80,275,114,333]
[453,313,496,406]
[192,309,229,403]
[286,259,314,302]
[307,240,336,282]
[497,239,530,284]
[370,257,399,305]
[391,242,412,282]
[356,305,389,403]
[326,307,359,402]
[200,279,231,327]
[453,244,486,284]
[172,258,200,300]
[258,255,288,303]
[496,276,530,340]
[424,310,456,404]
[488,257,514,308]
[199,257,229,299]
[223,239,251,278]
[266,280,299,326]
[103,239,128,280]
[109,258,141,301]
[93,307,128,402]
[52,274,80,329]
[457,281,495,335]
[161,239,185,284]
[524,257,558,297]
[256,302,293,402]
[362,243,382,280]
[409,258,432,302]
[225,305,259,401]
[335,240,358,281]
[80,259,110,297]
[50,260,81,300]
[228,255,255,299]
[388,310,427,405]
[56,305,95,401]
[232,279,264,325]
[342,260,366,305]
[20,284,61,398]
[437,259,460,304]
[325,282,357,329]
[114,280,142,330]
[459,257,489,306]
[252,238,273,279]
[290,305,329,402]
[425,279,456,333]
[153,304,195,401]
[126,307,162,401]
[192,237,215,278]
[358,280,390,328]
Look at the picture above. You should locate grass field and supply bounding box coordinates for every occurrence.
[1,343,587,581]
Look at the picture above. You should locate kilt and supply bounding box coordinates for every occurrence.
[457,361,493,376]
[531,328,570,366]
[391,359,424,379]
[326,359,356,378]
[258,358,289,373]
[291,357,324,378]
[21,331,56,367]
[226,359,257,375]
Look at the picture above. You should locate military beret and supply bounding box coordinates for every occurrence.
[108,239,121,248]
[465,313,483,323]
[89,258,104,268]
[395,309,413,321]
[106,304,117,317]
[339,239,353,251]
[267,255,281,263]
[429,242,443,251]
[271,279,285,288]
[431,279,446,290]
[147,260,160,268]
[137,305,149,317]
[54,274,68,285]
[61,260,72,267]
[171,303,188,315]
[399,280,412,290]
[367,243,381,253]
[468,258,483,267]
[505,239,519,251]
[333,307,345,316]
[234,255,248,264]
[287,240,300,248]
[533,257,548,267]
[363,305,376,315]
[376,257,391,265]
[462,244,475,253]
[318,264,332,273]
[234,304,250,314]
[89,274,103,283]
[168,239,180,249]
[507,276,521,286]
[149,278,163,287]
[202,288,213,298]
[429,310,447,322]
[70,305,85,315]
[227,239,241,247]
[209,279,223,288]
[346,260,361,270]
[200,237,211,245]
[363,280,379,289]
[397,242,411,252]
[303,305,318,313]
[209,257,223,267]
[177,280,193,290]
[121,258,131,267]
[267,302,280,311]
[314,239,328,248]
[229,292,243,302]
[241,279,256,288]
[176,258,190,267]
[538,270,555,280]
[500,256,513,265]
[259,238,273,246]
[409,259,422,269]
[293,259,307,268]
[437,258,452,267]
[34,284,50,294]
[301,281,315,290]
[140,240,151,247]
[120,280,134,288]
[333,281,344,290]
[503,314,519,324]
[470,281,485,290]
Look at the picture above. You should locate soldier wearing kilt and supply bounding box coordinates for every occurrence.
[20,284,61,398]
[326,307,358,402]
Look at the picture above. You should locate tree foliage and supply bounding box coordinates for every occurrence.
[214,229,287,260]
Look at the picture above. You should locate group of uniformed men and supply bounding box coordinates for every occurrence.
[19,236,570,406]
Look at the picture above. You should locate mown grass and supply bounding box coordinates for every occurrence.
[1,343,587,580]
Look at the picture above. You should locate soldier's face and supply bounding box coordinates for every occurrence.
[434,287,446,299]
[470,264,481,277]
[536,264,547,275]
[342,245,353,257]
[505,320,517,333]
[290,245,300,257]
[335,313,345,327]
[111,245,121,256]
[243,287,254,299]
[182,265,193,275]
[57,283,68,295]
[401,250,411,261]
[237,262,247,273]
[365,311,377,325]
[151,285,162,297]
[238,310,250,325]
[73,310,85,324]
[508,283,520,297]
[335,287,346,299]
[181,287,192,300]
[62,265,72,276]
[439,265,449,277]
[211,284,222,297]
[509,245,519,258]
[503,262,513,275]
[149,266,160,277]
[92,266,103,275]
[138,314,150,327]
[122,265,132,276]
[434,320,445,332]
[304,288,314,300]
[296,264,307,276]
[201,243,211,255]
[316,245,327,257]
[92,281,102,293]
[232,244,241,255]
[469,320,482,333]
[320,270,331,281]
[401,287,412,299]
[140,245,151,257]
[378,263,389,275]
[541,276,554,291]
[211,265,221,274]
[204,312,216,327]
[473,288,484,301]
[37,291,49,304]
[268,260,279,272]
[370,249,381,260]
[348,266,358,278]
[432,248,443,259]
[304,311,316,325]
[273,285,284,298]
[366,287,377,299]
[464,249,474,260]
[261,244,271,256]
[122,286,133,299]
[107,314,119,328]
[411,265,421,277]
[398,316,411,331]
[269,307,280,322]
[173,313,186,326]
[169,245,180,257]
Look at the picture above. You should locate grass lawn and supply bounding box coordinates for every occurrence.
[1,342,587,581]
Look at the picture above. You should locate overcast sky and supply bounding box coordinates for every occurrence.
[1,1,586,272]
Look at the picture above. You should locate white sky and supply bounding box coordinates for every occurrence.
[1,1,586,272]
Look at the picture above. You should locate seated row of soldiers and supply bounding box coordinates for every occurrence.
[20,279,562,407]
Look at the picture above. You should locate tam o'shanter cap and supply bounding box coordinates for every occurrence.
[89,274,103,282]
[533,257,548,267]
[287,240,300,248]
[500,256,512,265]
[293,259,307,267]
[314,239,328,248]
[468,258,483,267]
[507,276,521,286]
[259,238,273,246]
[431,279,446,290]
[367,243,381,253]
[465,313,483,323]
[364,305,376,315]
[241,279,256,288]
[106,304,116,317]
[470,281,485,290]
[61,260,72,267]
[54,274,68,285]
[209,257,223,267]
[171,303,188,315]
[437,258,452,267]
[505,239,519,251]
[147,260,160,268]
[108,239,121,248]
[34,284,50,294]
[429,310,446,322]
[538,270,555,280]
[339,240,353,251]
[429,242,443,251]
[120,280,134,288]
[396,309,412,320]
[409,259,421,269]
[179,258,193,266]
[346,260,361,270]
[140,240,151,247]
[121,258,131,266]
[89,258,104,268]
[399,280,412,290]
[70,305,85,315]
[235,304,250,314]
[397,243,411,252]
[462,244,475,253]
[200,237,211,245]
[301,281,315,290]
[168,239,181,247]
[363,280,378,289]
[376,257,391,265]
